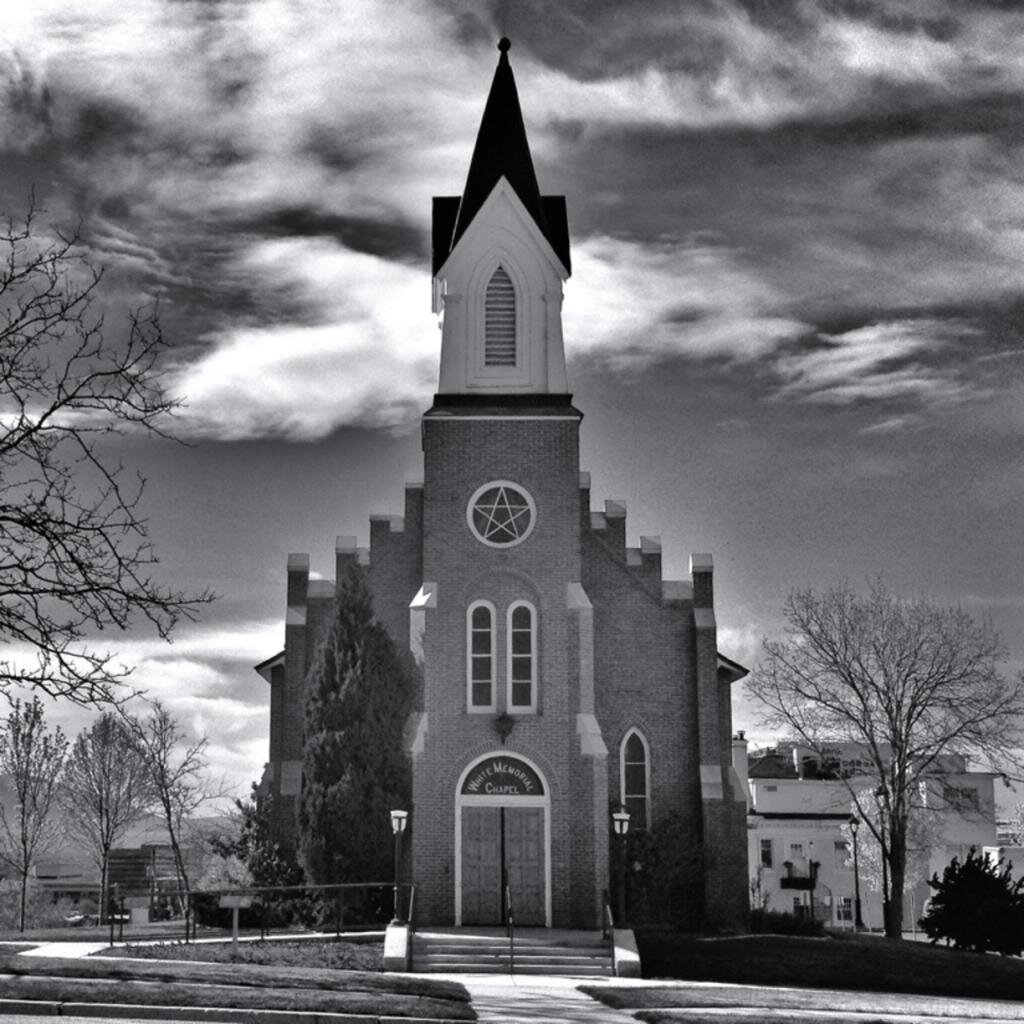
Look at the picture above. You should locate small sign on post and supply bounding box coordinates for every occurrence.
[218,894,253,948]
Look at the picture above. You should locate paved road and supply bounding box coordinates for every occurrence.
[1,1017,184,1023]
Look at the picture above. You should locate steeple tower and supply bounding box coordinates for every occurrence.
[432,39,571,396]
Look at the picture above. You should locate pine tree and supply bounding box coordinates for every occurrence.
[920,848,1024,954]
[213,786,303,889]
[298,564,415,886]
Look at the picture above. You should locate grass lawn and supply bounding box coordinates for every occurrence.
[0,952,475,1020]
[635,930,1024,998]
[94,936,383,970]
[581,930,1024,1022]
[588,990,1024,1024]
[0,921,211,944]
[584,982,1024,1024]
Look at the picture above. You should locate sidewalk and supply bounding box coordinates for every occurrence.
[18,940,110,959]
[427,973,641,1024]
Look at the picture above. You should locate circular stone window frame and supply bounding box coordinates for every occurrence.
[466,480,537,549]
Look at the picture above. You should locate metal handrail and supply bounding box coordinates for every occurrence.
[505,886,515,976]
[602,887,614,939]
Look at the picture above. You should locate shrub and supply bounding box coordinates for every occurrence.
[920,847,1024,954]
[749,908,824,936]
[624,812,704,930]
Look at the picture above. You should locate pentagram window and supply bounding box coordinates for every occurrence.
[467,481,536,547]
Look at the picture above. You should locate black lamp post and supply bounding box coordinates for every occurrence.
[808,842,819,926]
[611,807,631,926]
[848,814,864,929]
[389,809,408,925]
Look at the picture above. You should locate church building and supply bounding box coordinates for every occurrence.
[257,39,749,931]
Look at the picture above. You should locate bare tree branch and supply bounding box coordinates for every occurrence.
[127,700,223,909]
[0,198,215,704]
[0,697,68,930]
[747,577,1024,939]
[59,713,152,921]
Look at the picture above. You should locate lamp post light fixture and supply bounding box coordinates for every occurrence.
[611,807,631,926]
[848,814,864,930]
[389,809,409,925]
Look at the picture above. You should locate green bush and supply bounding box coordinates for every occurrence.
[623,812,704,929]
[749,908,824,936]
[920,847,1024,954]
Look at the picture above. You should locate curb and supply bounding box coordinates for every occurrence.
[0,999,467,1023]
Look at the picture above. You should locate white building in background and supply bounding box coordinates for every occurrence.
[735,735,998,930]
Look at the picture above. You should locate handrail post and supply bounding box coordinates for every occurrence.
[505,886,514,976]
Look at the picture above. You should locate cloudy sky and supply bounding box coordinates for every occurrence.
[3,0,1023,806]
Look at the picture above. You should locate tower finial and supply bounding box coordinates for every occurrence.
[498,37,511,56]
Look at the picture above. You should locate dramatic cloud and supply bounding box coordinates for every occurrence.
[774,319,978,405]
[565,235,808,366]
[3,0,1024,796]
[170,238,436,439]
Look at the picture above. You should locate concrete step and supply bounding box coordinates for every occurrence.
[413,941,597,954]
[411,930,614,976]
[414,961,612,976]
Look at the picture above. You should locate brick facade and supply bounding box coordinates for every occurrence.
[259,418,749,927]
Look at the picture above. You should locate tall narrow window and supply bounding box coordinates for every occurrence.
[484,266,516,366]
[467,602,495,711]
[507,601,536,712]
[621,730,650,828]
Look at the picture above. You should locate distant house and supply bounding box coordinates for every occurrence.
[29,812,235,915]
[737,735,997,930]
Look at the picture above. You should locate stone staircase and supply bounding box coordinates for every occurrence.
[410,927,615,976]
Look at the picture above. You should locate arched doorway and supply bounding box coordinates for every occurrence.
[455,752,550,927]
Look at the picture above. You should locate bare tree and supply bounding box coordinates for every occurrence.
[0,200,214,705]
[129,701,214,907]
[747,578,1024,939]
[0,697,68,931]
[1002,801,1024,847]
[60,713,152,921]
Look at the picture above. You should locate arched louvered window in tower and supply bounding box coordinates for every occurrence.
[484,266,517,366]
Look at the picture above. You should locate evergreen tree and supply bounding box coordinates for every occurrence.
[298,564,415,886]
[920,848,1024,954]
[213,785,302,889]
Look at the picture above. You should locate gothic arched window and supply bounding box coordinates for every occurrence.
[621,729,650,829]
[467,601,496,711]
[507,601,536,712]
[484,266,516,366]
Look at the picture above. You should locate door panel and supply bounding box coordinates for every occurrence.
[462,807,501,925]
[504,807,545,926]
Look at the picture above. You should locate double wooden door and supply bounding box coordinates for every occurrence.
[461,806,545,925]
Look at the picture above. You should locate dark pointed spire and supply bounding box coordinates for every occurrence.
[450,38,547,251]
[433,39,570,275]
